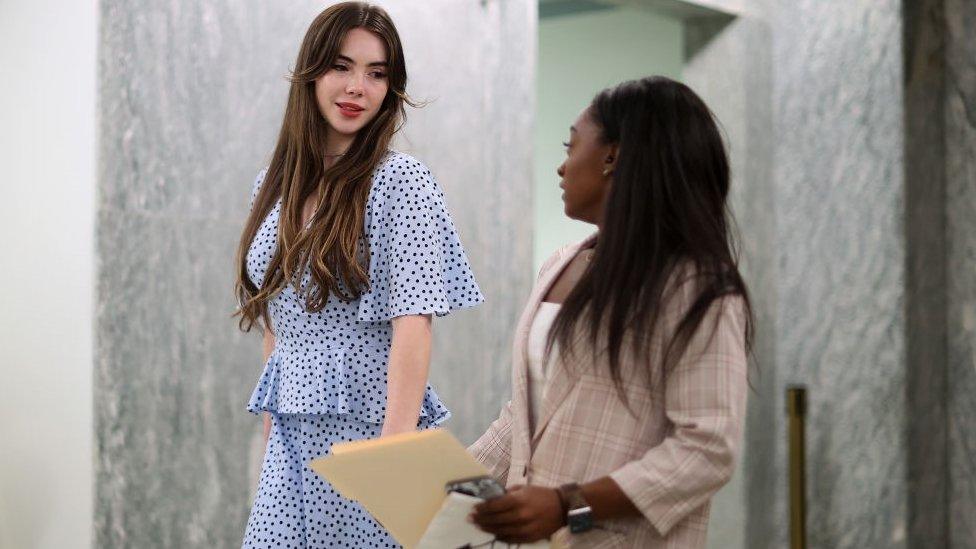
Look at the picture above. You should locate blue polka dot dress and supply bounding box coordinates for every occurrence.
[241,152,484,548]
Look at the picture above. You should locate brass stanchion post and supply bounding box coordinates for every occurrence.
[787,386,807,549]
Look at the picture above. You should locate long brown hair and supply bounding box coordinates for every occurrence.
[547,77,755,392]
[235,2,412,332]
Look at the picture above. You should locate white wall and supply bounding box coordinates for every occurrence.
[534,7,683,272]
[0,1,96,548]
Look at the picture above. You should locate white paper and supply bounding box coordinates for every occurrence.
[417,492,551,549]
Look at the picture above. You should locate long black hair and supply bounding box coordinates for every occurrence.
[547,76,754,391]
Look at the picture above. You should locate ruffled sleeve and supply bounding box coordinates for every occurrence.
[358,154,484,322]
[249,167,268,210]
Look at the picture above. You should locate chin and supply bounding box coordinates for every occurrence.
[328,119,365,136]
[563,203,578,220]
[563,206,594,225]
[327,110,374,136]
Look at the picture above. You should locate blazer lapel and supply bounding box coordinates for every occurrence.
[519,234,598,448]
[507,244,572,462]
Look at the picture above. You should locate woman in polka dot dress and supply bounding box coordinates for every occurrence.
[233,3,483,547]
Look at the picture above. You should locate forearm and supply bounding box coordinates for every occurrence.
[382,315,432,435]
[603,296,746,533]
[262,326,275,362]
[577,477,641,521]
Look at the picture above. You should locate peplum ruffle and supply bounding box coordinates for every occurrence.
[246,344,451,426]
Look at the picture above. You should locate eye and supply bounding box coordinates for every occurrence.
[331,64,349,72]
[368,70,388,79]
[562,141,571,152]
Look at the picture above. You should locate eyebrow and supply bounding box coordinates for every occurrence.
[336,54,388,67]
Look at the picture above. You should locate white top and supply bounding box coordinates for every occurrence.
[527,302,561,431]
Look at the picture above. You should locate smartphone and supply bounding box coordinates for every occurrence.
[445,475,506,500]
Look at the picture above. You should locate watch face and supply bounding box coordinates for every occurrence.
[568,506,594,534]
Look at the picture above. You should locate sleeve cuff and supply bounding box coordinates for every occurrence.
[609,462,689,536]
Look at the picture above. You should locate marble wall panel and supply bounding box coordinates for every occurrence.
[95,212,258,546]
[666,0,976,546]
[772,2,908,547]
[382,0,536,445]
[946,0,976,544]
[904,0,948,546]
[95,1,533,546]
[688,0,912,547]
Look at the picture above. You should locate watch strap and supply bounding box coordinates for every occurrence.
[558,482,588,512]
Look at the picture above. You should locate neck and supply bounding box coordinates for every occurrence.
[591,209,605,234]
[325,128,354,157]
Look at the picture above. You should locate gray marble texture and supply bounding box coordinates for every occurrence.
[946,0,976,544]
[689,0,915,547]
[382,0,537,447]
[773,2,908,548]
[95,1,533,547]
[92,0,976,546]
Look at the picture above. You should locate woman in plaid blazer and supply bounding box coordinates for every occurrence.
[469,76,755,548]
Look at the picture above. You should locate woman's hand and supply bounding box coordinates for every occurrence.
[263,412,272,444]
[470,485,564,543]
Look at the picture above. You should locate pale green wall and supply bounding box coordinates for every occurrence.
[534,7,683,272]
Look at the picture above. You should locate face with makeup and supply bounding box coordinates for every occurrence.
[315,27,390,152]
[557,107,617,225]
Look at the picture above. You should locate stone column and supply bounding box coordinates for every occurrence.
[945,0,976,544]
[683,0,976,546]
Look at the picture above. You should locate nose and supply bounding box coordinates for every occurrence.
[556,161,565,178]
[346,72,364,96]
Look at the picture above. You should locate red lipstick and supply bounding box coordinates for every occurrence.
[336,102,365,118]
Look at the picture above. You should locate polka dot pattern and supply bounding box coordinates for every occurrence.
[241,152,483,546]
[243,151,483,424]
[357,155,484,322]
[243,412,436,547]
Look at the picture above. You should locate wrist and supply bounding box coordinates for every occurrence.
[380,417,415,435]
[554,487,569,525]
[558,482,594,534]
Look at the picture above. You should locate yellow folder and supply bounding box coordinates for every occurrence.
[309,428,488,549]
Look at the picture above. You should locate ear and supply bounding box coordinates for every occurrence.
[602,144,619,177]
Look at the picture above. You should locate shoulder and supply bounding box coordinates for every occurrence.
[536,233,598,280]
[537,246,571,281]
[378,150,430,173]
[662,260,747,325]
[366,152,448,231]
[372,151,438,196]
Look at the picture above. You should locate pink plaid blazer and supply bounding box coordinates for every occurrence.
[469,234,749,548]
